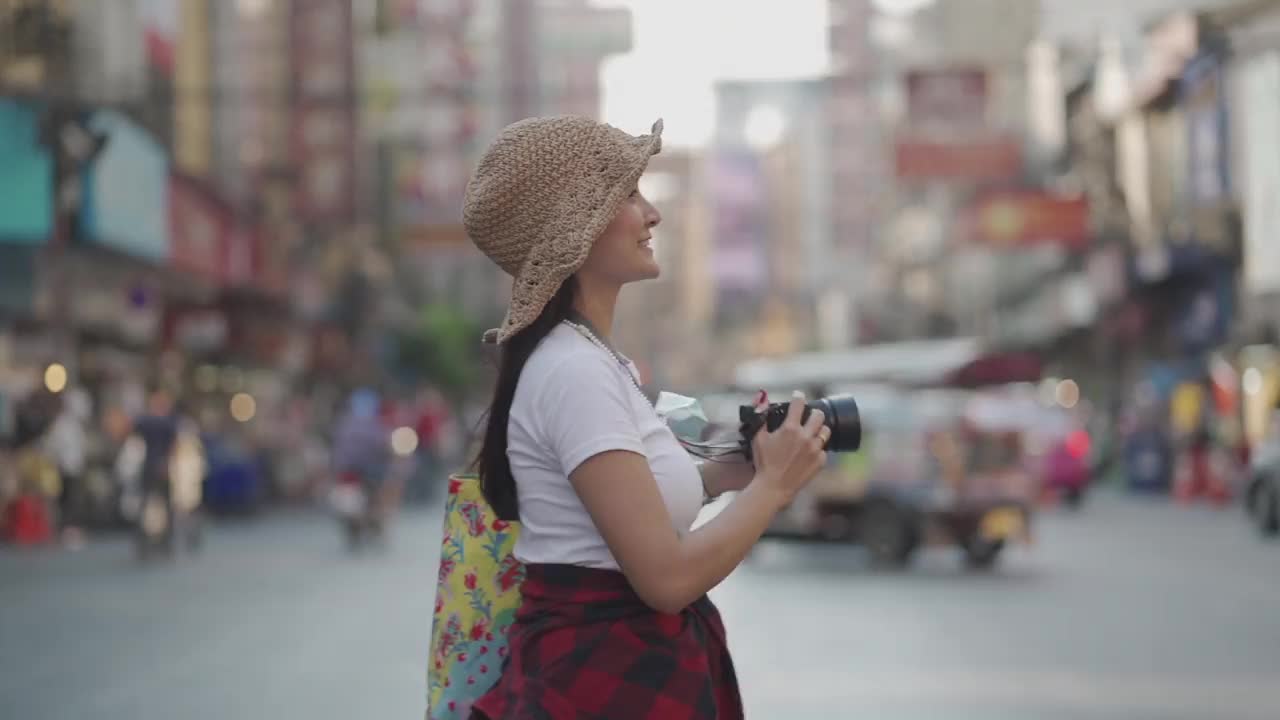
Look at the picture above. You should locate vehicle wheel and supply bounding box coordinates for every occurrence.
[1255,479,1279,538]
[859,501,915,569]
[963,538,1005,569]
[1063,487,1085,510]
[1245,477,1261,519]
[818,512,854,542]
[186,519,204,554]
[344,518,363,551]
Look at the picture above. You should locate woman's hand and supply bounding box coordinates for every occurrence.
[750,391,829,508]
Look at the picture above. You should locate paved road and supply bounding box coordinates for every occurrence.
[2,492,1278,719]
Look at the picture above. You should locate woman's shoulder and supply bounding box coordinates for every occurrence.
[522,326,627,394]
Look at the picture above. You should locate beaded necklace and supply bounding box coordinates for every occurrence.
[561,317,648,403]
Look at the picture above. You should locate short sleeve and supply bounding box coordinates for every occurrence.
[534,351,646,476]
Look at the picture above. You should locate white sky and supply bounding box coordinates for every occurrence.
[599,0,831,148]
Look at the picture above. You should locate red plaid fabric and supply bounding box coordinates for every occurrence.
[470,564,743,720]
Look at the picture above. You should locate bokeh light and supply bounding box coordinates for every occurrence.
[44,363,68,393]
[391,426,419,457]
[230,393,257,423]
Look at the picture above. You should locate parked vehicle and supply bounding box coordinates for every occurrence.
[1244,399,1280,537]
[719,339,1042,570]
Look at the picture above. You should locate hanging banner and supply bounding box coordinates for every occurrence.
[1183,51,1231,205]
[140,0,180,77]
[710,150,769,317]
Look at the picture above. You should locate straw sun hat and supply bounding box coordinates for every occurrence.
[464,116,664,344]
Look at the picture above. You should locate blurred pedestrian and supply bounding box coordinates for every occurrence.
[414,386,451,490]
[455,117,827,719]
[43,387,91,549]
[131,387,180,556]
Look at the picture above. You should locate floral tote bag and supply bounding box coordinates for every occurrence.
[427,474,525,720]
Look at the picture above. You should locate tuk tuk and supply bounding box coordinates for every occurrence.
[722,339,1040,569]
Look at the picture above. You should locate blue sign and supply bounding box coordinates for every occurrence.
[0,100,53,244]
[79,110,169,260]
[1176,269,1234,353]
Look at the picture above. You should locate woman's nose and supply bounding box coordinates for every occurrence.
[646,202,662,227]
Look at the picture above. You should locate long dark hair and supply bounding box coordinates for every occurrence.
[474,277,578,521]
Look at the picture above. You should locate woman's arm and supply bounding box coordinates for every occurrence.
[698,459,755,499]
[571,394,827,614]
[572,450,787,614]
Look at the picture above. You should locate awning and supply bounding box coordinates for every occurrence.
[732,337,985,389]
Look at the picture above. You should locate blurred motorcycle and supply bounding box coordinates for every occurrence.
[330,468,387,550]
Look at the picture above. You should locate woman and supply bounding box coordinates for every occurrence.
[464,116,830,719]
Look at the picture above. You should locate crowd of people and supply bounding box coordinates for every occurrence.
[0,377,466,552]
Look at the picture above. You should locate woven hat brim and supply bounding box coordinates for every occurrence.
[486,122,663,345]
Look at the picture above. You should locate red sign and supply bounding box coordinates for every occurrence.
[894,136,1023,181]
[289,0,357,222]
[168,173,229,283]
[968,190,1092,250]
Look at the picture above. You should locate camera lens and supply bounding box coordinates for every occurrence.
[813,394,861,452]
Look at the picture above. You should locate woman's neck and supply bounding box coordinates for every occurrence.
[570,277,620,343]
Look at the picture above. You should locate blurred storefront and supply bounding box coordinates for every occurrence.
[1227,0,1280,347]
[1020,3,1279,493]
[1224,0,1280,453]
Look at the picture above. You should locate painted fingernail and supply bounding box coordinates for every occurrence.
[793,390,805,400]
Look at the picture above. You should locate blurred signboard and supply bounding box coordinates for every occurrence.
[80,110,170,261]
[168,173,228,283]
[0,99,52,244]
[710,150,769,319]
[905,68,987,129]
[1176,268,1234,353]
[968,190,1090,250]
[289,0,357,223]
[893,135,1022,182]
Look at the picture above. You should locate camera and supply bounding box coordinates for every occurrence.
[738,394,862,461]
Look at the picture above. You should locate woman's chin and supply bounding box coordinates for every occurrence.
[639,262,661,280]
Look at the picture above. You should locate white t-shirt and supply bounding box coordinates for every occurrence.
[507,324,703,570]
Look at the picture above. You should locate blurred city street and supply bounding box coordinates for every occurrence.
[3,492,1278,720]
[5,0,1280,718]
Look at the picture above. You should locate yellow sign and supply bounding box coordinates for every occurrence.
[1171,382,1205,435]
[979,507,1024,541]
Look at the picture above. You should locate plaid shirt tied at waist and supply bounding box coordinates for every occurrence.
[470,563,743,720]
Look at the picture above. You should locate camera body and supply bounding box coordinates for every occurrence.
[738,394,863,461]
